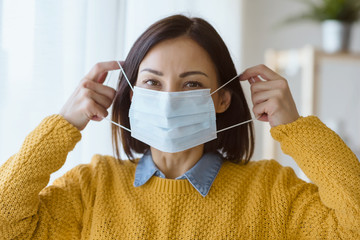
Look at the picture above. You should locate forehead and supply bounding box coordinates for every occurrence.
[139,37,217,76]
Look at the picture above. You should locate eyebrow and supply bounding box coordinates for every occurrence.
[140,68,208,78]
[140,68,163,76]
[179,71,208,78]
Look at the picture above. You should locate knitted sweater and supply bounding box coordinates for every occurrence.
[0,115,359,239]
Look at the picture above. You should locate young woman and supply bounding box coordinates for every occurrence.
[1,15,359,239]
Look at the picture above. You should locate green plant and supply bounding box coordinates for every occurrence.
[285,0,360,23]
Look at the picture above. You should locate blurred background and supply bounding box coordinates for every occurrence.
[1,0,360,183]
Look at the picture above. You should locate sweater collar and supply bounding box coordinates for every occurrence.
[133,150,223,197]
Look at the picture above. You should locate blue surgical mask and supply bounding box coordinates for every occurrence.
[129,86,216,153]
[104,61,255,153]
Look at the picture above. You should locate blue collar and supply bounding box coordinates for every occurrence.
[134,150,223,197]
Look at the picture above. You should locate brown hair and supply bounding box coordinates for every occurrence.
[111,15,254,164]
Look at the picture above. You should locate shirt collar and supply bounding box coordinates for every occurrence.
[134,150,223,197]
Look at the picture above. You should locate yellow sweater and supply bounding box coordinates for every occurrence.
[0,115,359,239]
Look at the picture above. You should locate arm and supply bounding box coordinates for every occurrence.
[0,61,119,239]
[240,64,360,238]
[271,116,360,238]
[0,115,83,239]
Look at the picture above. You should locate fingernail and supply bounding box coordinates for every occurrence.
[251,77,255,83]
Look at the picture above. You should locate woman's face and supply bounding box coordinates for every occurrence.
[136,36,229,113]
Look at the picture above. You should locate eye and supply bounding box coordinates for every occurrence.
[144,79,161,87]
[184,81,203,88]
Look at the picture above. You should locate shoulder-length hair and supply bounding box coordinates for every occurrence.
[111,15,254,164]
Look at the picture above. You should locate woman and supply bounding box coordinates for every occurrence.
[0,15,359,239]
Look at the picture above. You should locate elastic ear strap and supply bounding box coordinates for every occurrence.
[210,74,241,96]
[117,61,134,91]
[103,116,131,132]
[216,115,261,134]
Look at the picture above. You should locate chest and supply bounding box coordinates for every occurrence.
[80,187,277,239]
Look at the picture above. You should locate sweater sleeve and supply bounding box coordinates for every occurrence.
[270,116,360,239]
[0,115,86,239]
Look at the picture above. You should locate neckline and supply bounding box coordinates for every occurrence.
[138,176,196,194]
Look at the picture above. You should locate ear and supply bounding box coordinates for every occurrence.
[215,89,231,113]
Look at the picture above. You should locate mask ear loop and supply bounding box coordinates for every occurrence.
[216,115,261,134]
[102,60,133,132]
[210,74,241,97]
[209,73,261,134]
[117,61,134,91]
[103,117,131,132]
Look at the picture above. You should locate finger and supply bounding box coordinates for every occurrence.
[90,107,108,121]
[82,88,113,109]
[82,98,109,120]
[91,112,108,121]
[253,86,286,104]
[239,64,283,82]
[91,91,113,109]
[252,101,270,122]
[96,71,108,84]
[252,89,271,106]
[247,75,262,85]
[250,79,288,94]
[86,61,120,82]
[82,80,116,102]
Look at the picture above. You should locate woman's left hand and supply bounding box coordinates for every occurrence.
[239,64,300,127]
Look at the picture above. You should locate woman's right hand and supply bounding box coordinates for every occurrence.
[60,61,119,130]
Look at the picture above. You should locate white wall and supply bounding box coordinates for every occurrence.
[123,0,244,70]
[0,0,127,184]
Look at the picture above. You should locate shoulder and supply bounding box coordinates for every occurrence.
[47,155,138,210]
[215,159,316,201]
[88,154,138,179]
[220,159,303,185]
[221,159,283,174]
[54,155,138,187]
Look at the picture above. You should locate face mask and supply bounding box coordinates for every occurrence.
[104,61,256,153]
[129,86,216,152]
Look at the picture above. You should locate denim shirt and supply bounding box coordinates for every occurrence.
[134,150,223,197]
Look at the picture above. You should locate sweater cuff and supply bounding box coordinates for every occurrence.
[38,114,82,152]
[270,116,320,143]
